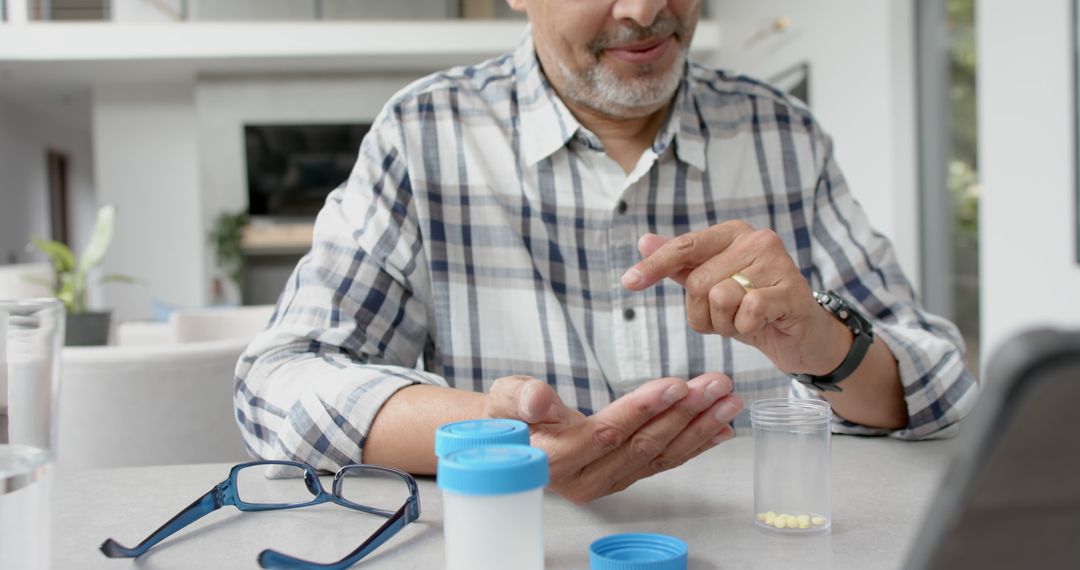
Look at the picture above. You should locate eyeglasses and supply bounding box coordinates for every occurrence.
[100,460,421,569]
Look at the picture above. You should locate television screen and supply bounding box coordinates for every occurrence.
[244,123,371,218]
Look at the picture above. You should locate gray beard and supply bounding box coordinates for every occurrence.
[554,45,687,118]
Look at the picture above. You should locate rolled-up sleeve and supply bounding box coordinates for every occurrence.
[792,130,979,440]
[233,107,447,471]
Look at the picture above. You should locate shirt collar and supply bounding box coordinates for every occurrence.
[663,73,707,171]
[640,75,707,171]
[514,29,581,167]
[514,29,707,171]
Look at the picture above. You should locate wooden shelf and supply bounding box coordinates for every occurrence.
[240,223,313,253]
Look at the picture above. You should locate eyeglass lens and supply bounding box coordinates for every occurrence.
[337,467,412,513]
[235,463,316,506]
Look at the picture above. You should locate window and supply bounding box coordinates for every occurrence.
[918,0,979,376]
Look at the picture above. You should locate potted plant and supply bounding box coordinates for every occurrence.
[28,205,135,346]
[208,209,249,302]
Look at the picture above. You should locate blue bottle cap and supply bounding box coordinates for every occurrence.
[434,419,530,457]
[589,533,688,570]
[437,445,548,496]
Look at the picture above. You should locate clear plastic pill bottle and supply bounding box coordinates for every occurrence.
[434,419,530,458]
[751,397,832,535]
[438,444,549,570]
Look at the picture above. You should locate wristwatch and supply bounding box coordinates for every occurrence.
[792,290,874,392]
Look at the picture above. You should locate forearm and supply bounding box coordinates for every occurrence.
[362,384,487,475]
[821,336,906,430]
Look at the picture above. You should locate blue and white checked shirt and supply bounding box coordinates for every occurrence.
[235,33,978,470]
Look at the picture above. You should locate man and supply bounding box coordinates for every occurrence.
[235,0,977,505]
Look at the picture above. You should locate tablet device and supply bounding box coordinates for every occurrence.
[906,328,1080,569]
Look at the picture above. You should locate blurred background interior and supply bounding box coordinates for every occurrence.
[1,0,1077,425]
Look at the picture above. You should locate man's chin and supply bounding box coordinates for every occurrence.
[580,76,681,118]
[583,96,672,120]
[550,48,685,118]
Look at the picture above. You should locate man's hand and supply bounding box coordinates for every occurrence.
[620,222,854,377]
[482,373,742,504]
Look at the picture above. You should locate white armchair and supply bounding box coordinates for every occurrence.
[114,320,173,346]
[169,304,275,343]
[57,338,251,471]
[113,304,276,346]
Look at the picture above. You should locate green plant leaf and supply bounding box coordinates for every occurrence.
[99,274,139,285]
[29,237,75,273]
[57,273,76,313]
[209,210,249,289]
[79,205,116,272]
[73,266,88,313]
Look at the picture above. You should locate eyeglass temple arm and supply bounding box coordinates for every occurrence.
[256,500,416,570]
[100,483,227,558]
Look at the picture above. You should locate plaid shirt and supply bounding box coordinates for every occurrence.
[235,33,978,470]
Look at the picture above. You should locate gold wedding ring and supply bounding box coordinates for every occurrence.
[731,272,755,291]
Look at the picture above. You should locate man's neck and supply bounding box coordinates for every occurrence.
[563,98,672,175]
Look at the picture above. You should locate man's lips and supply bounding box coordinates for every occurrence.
[604,36,674,65]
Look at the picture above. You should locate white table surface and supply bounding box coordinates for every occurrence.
[52,436,954,569]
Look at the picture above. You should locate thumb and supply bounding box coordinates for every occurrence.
[636,233,691,286]
[484,375,567,424]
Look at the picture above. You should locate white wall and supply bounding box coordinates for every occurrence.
[92,83,204,320]
[195,73,426,301]
[709,0,920,285]
[979,0,1080,357]
[86,72,440,315]
[0,94,96,273]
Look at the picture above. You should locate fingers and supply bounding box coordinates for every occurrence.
[571,373,738,502]
[703,278,745,336]
[570,376,689,460]
[622,222,752,291]
[610,420,737,496]
[483,375,565,424]
[669,231,792,336]
[729,285,796,337]
[708,423,736,447]
[704,279,801,339]
[682,251,762,333]
[637,233,695,286]
[543,377,688,503]
[616,393,742,486]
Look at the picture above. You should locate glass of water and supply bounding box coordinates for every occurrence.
[1,298,64,570]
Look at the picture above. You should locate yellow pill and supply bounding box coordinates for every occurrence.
[756,513,768,521]
[797,514,810,525]
[799,522,810,529]
[766,511,777,519]
[786,515,798,526]
[765,513,776,524]
[774,518,787,529]
[811,516,826,526]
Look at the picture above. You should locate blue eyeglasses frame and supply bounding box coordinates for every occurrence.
[99,460,421,569]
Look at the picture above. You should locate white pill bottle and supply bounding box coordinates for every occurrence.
[438,444,549,570]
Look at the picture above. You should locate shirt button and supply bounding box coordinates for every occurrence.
[616,201,629,214]
[623,308,636,321]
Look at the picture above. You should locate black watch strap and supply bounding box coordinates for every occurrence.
[792,290,874,392]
